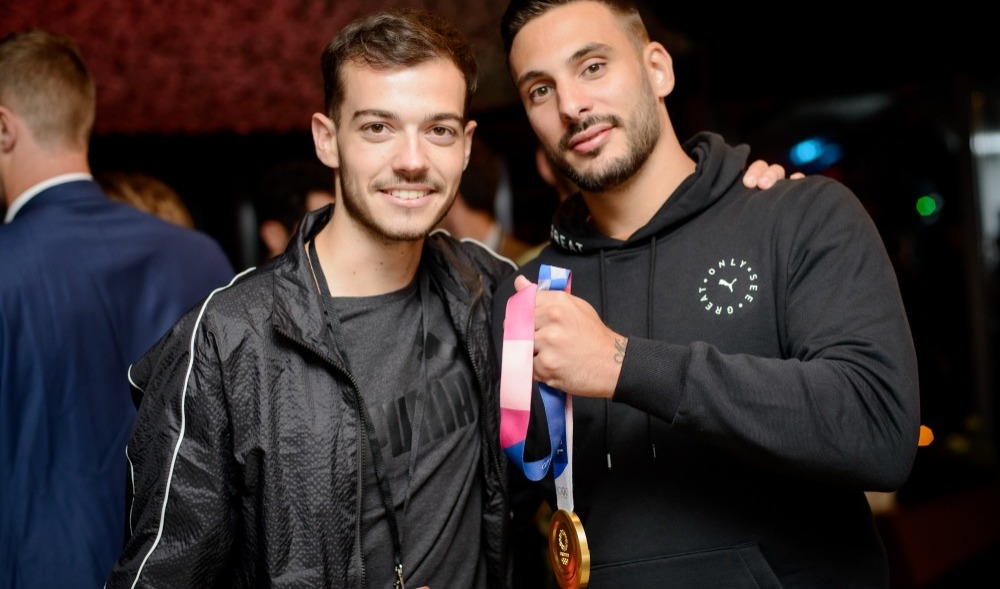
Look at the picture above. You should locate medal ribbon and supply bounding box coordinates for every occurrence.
[500,265,576,511]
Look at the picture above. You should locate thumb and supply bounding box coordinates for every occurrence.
[514,274,533,292]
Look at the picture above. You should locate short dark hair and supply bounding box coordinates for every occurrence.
[500,0,648,58]
[0,28,96,149]
[321,8,478,124]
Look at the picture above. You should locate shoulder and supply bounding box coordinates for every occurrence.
[740,176,891,273]
[156,265,273,346]
[754,175,861,209]
[733,175,872,232]
[139,216,232,264]
[195,265,275,320]
[779,176,872,228]
[427,230,517,285]
[118,212,236,291]
[130,266,273,380]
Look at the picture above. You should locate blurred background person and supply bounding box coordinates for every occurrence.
[97,170,195,228]
[250,159,335,263]
[512,143,581,266]
[438,135,534,261]
[0,28,234,589]
[535,141,578,205]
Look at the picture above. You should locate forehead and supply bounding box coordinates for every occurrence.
[338,57,467,119]
[509,1,632,78]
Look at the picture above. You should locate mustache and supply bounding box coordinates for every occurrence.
[558,114,623,152]
[370,175,446,193]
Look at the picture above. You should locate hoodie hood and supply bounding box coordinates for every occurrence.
[548,132,751,255]
[541,132,751,476]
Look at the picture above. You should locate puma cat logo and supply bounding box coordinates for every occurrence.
[719,278,737,292]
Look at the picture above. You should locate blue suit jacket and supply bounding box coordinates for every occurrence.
[0,179,235,589]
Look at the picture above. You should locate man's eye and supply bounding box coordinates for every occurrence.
[585,63,603,75]
[529,85,550,101]
[366,123,386,133]
[431,126,455,137]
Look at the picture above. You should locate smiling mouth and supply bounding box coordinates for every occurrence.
[385,189,431,200]
[568,128,613,155]
[560,115,622,154]
[567,124,611,150]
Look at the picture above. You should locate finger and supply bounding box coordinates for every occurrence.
[514,274,533,291]
[790,172,805,180]
[757,164,785,188]
[757,164,786,189]
[742,159,768,188]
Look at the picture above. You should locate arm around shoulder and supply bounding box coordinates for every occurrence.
[614,178,920,490]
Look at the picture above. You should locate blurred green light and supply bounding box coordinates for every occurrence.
[916,195,938,217]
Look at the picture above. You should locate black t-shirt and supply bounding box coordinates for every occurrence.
[327,275,485,589]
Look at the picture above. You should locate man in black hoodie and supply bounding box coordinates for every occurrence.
[492,1,920,588]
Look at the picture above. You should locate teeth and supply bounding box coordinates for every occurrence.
[387,190,428,200]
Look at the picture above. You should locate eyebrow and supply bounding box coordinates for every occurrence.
[351,109,396,122]
[351,109,464,124]
[515,42,613,90]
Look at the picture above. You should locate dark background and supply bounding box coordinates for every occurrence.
[4,2,999,586]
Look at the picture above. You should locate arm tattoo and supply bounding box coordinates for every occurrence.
[613,336,628,364]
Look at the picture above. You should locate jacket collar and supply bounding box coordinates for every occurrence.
[5,176,98,223]
[270,205,339,360]
[268,206,484,360]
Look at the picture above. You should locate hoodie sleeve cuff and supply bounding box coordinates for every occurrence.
[613,337,688,423]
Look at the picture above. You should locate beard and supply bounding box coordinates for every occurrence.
[336,153,451,244]
[545,74,661,193]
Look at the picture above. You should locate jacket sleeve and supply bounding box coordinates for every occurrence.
[614,179,920,491]
[106,304,238,588]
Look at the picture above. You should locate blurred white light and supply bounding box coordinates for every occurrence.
[972,131,1000,155]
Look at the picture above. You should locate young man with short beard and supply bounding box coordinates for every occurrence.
[106,9,514,588]
[493,1,920,588]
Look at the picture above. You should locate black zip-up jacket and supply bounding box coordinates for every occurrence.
[108,206,514,588]
[493,133,920,588]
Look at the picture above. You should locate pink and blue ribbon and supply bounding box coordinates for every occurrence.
[500,265,572,481]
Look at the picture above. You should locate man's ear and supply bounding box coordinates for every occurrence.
[311,112,340,169]
[0,106,18,153]
[645,42,675,98]
[462,119,478,171]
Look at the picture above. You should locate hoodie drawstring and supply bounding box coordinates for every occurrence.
[647,237,657,460]
[599,249,613,470]
[600,237,659,469]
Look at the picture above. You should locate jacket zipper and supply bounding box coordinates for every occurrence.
[463,273,510,587]
[463,276,504,484]
[274,325,367,589]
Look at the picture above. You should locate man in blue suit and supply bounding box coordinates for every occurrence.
[0,29,235,588]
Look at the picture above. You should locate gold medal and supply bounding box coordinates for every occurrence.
[548,509,590,589]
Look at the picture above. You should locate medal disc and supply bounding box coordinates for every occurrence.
[548,509,590,589]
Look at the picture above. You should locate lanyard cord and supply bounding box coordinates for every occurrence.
[307,240,429,588]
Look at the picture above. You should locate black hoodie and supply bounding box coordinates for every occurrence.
[492,132,919,588]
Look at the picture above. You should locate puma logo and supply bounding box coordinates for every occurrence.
[719,278,737,292]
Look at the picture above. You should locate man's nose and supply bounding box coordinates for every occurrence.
[393,133,430,175]
[558,79,593,124]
